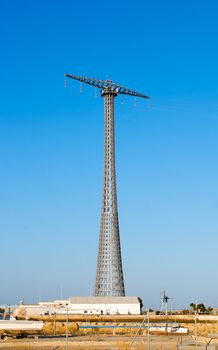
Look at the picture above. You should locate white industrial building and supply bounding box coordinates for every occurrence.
[14,296,142,317]
[68,296,141,315]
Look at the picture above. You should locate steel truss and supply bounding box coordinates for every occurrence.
[65,74,149,296]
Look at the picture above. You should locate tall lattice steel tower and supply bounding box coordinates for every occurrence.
[65,74,149,296]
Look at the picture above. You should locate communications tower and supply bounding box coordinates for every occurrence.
[65,74,149,296]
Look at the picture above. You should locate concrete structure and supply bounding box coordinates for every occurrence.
[13,296,142,317]
[13,300,69,318]
[68,296,141,315]
[39,300,69,307]
[65,74,149,297]
[14,304,56,318]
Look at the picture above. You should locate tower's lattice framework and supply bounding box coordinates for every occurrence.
[95,89,124,296]
[65,74,149,296]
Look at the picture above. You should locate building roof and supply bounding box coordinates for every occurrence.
[69,296,140,304]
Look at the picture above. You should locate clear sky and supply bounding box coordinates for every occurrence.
[0,0,218,309]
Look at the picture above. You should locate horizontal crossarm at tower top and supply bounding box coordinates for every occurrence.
[64,74,150,99]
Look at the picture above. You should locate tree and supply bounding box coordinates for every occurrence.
[207,307,213,314]
[190,303,213,314]
[190,303,197,311]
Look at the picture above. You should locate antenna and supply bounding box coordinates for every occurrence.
[94,87,97,98]
[160,291,171,316]
[64,76,67,88]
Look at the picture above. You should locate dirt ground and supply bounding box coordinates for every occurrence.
[0,334,193,350]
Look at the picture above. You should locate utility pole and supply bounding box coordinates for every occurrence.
[160,291,171,316]
[65,74,149,296]
[147,310,150,350]
[65,306,69,350]
[195,299,198,350]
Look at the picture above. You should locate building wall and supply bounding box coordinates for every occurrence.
[13,298,141,317]
[14,305,57,317]
[68,302,140,315]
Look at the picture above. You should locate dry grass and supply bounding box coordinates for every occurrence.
[0,339,182,350]
[42,322,78,335]
[39,319,218,337]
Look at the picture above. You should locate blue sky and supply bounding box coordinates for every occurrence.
[0,0,218,309]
